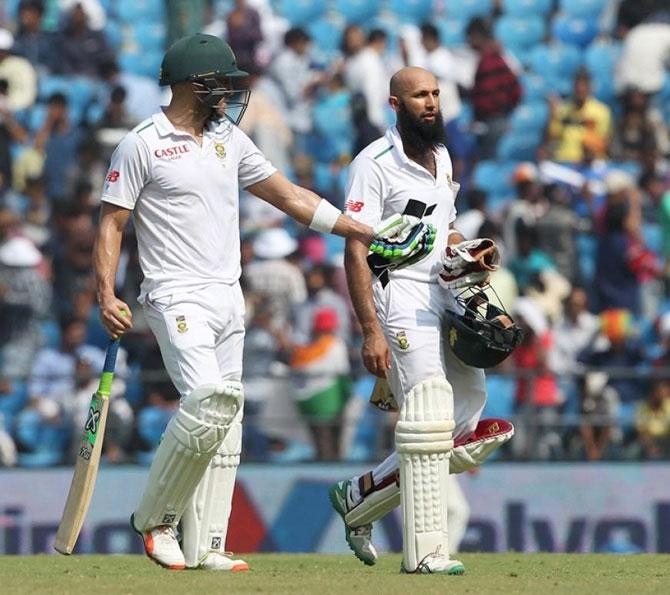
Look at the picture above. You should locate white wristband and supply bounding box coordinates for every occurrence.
[309,199,342,233]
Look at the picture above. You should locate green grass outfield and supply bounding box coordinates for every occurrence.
[1,554,669,595]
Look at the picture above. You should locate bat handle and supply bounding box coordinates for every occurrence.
[98,339,120,396]
[103,338,120,373]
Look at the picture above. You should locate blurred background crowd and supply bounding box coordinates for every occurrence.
[0,0,670,467]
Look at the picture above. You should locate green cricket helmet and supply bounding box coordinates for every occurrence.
[443,285,524,369]
[159,33,250,125]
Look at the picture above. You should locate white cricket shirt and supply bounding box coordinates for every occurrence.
[101,110,276,302]
[344,126,460,285]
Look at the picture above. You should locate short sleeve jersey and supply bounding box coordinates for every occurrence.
[101,111,276,302]
[344,126,459,284]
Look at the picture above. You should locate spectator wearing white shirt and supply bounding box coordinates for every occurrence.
[551,287,599,377]
[268,27,322,156]
[342,27,389,134]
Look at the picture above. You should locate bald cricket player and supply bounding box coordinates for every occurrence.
[328,67,515,574]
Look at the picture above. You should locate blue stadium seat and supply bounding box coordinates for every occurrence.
[497,130,542,161]
[487,191,515,214]
[519,73,549,101]
[552,14,599,47]
[118,49,163,78]
[559,0,609,18]
[307,17,345,56]
[585,41,622,103]
[388,0,434,25]
[104,19,124,52]
[38,75,72,101]
[137,406,172,448]
[576,232,596,282]
[335,0,381,24]
[115,0,165,22]
[0,380,28,422]
[495,16,545,58]
[642,223,663,255]
[437,18,467,47]
[40,319,61,349]
[446,0,493,20]
[2,0,20,20]
[27,104,47,132]
[276,0,326,26]
[213,0,235,19]
[473,160,518,195]
[473,160,503,194]
[503,0,552,18]
[123,363,145,408]
[653,74,670,125]
[311,90,353,162]
[509,101,549,133]
[483,374,516,419]
[131,22,167,52]
[528,42,583,96]
[15,409,68,467]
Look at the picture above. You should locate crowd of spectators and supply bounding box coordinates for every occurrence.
[1,0,670,467]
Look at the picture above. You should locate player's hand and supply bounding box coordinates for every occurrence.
[361,328,391,378]
[439,237,500,290]
[99,295,132,339]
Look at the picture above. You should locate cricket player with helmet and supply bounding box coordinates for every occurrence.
[329,67,522,574]
[94,35,434,571]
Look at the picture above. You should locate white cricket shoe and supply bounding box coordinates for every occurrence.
[401,552,465,575]
[328,479,378,566]
[131,514,185,570]
[196,551,250,572]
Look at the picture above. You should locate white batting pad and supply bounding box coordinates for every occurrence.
[181,416,242,567]
[345,419,513,528]
[345,467,400,528]
[133,382,243,531]
[395,376,454,571]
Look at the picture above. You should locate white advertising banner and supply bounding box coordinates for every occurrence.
[1,464,669,555]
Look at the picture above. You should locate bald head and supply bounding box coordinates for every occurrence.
[388,67,444,152]
[389,67,438,99]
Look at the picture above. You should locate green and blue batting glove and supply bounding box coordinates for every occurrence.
[370,214,436,269]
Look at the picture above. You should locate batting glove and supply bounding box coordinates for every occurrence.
[439,237,500,290]
[370,214,436,267]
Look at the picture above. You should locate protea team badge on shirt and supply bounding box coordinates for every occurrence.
[214,142,226,159]
[176,315,188,333]
[396,330,410,350]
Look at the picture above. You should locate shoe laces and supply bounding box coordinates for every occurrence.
[153,525,178,543]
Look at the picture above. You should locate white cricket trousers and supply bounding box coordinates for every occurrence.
[143,282,246,394]
[373,277,487,438]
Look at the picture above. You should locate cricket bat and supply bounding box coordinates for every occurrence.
[54,338,121,555]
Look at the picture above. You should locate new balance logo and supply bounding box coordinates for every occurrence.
[162,513,176,524]
[211,537,222,550]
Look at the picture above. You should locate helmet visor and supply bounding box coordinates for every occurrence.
[192,75,250,125]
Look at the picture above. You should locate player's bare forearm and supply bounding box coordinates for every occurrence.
[247,172,374,245]
[345,239,382,336]
[94,203,133,337]
[345,238,390,376]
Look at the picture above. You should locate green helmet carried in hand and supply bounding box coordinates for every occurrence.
[443,285,523,369]
[159,33,248,86]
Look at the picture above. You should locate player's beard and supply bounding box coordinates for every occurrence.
[396,101,446,153]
